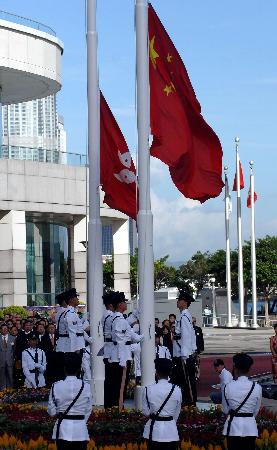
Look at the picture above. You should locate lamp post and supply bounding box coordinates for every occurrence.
[210,277,218,327]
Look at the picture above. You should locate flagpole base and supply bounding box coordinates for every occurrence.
[134,385,143,411]
[238,321,247,328]
[251,323,259,329]
[225,322,233,328]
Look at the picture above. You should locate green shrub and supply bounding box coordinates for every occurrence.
[0,306,28,319]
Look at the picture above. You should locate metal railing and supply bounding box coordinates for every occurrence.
[203,314,269,328]
[0,10,56,36]
[0,146,87,167]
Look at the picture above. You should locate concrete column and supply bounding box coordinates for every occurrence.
[0,210,27,306]
[74,217,87,303]
[112,219,131,299]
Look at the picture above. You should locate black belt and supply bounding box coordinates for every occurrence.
[57,414,85,420]
[173,335,181,341]
[29,369,37,373]
[58,333,69,338]
[230,411,253,418]
[149,415,173,421]
[113,341,132,345]
[104,338,112,342]
[76,333,84,337]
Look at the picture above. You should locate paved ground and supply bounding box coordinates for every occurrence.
[202,327,273,354]
[197,327,277,412]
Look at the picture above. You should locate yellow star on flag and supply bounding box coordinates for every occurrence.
[166,53,173,63]
[150,36,159,69]
[164,84,174,96]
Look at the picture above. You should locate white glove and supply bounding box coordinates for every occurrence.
[139,334,144,342]
[181,356,188,362]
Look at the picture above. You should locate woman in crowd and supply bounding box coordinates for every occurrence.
[270,323,277,384]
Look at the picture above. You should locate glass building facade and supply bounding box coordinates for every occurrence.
[102,224,113,256]
[26,220,71,306]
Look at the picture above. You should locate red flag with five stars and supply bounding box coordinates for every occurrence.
[100,93,137,219]
[148,4,224,202]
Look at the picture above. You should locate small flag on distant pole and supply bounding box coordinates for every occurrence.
[233,160,244,191]
[247,188,257,208]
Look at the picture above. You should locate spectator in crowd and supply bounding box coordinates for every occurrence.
[36,323,46,344]
[162,319,170,328]
[169,314,176,326]
[41,323,57,387]
[6,320,14,330]
[203,305,212,326]
[155,318,162,337]
[270,323,277,384]
[15,320,33,387]
[15,320,22,330]
[161,325,173,357]
[0,324,16,390]
[10,326,18,337]
[210,358,233,404]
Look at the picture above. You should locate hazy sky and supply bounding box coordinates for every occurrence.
[2,1,277,261]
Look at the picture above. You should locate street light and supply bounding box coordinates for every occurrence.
[210,277,218,327]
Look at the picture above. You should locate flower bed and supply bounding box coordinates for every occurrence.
[0,431,276,450]
[0,389,276,448]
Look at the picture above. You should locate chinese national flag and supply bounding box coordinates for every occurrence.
[148,4,224,203]
[247,189,258,208]
[232,161,244,191]
[100,93,137,219]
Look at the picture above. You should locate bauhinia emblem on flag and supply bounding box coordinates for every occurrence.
[100,93,137,219]
[148,4,224,203]
[233,161,244,191]
[247,189,258,208]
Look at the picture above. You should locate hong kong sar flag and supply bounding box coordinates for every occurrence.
[100,93,137,219]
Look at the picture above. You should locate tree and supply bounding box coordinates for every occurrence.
[154,255,176,290]
[103,259,114,292]
[176,251,210,295]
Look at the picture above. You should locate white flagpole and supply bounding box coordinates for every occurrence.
[235,137,246,328]
[249,161,258,329]
[224,166,233,328]
[87,0,104,405]
[135,0,155,387]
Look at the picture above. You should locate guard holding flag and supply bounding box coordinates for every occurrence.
[101,291,116,408]
[171,290,197,406]
[109,292,143,408]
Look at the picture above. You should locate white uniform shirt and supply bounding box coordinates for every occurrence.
[142,379,182,442]
[64,306,86,352]
[101,310,114,360]
[222,376,262,436]
[22,347,46,388]
[109,312,143,367]
[173,309,196,358]
[219,367,233,389]
[155,345,172,360]
[55,307,70,353]
[48,376,93,441]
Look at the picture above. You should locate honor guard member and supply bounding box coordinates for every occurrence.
[172,290,197,406]
[155,333,172,360]
[48,353,93,450]
[64,289,86,353]
[22,334,46,388]
[109,292,143,408]
[142,358,182,450]
[222,353,262,450]
[54,292,70,381]
[101,291,116,409]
